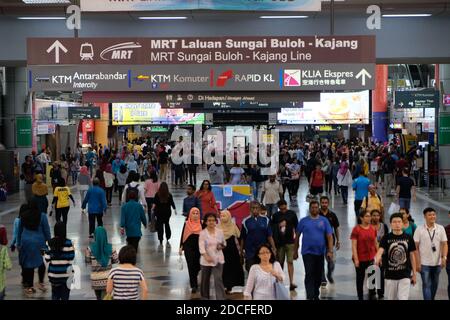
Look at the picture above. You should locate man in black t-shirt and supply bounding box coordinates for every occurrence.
[271,199,299,291]
[375,212,417,300]
[396,169,416,211]
[319,196,340,286]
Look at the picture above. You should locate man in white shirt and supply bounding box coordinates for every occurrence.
[121,171,147,211]
[260,175,283,219]
[414,207,448,300]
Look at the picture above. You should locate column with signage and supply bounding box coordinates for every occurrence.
[438,64,450,187]
[372,65,388,143]
[94,103,109,147]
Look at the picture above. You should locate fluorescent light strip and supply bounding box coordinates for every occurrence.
[18,17,66,20]
[139,17,188,20]
[382,14,432,17]
[22,0,70,3]
[260,16,308,19]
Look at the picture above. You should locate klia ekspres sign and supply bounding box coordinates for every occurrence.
[27,36,375,65]
[80,0,322,12]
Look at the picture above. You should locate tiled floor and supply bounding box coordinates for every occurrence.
[1,168,449,300]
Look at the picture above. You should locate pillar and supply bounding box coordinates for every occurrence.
[372,65,388,143]
[3,67,32,161]
[438,64,450,188]
[94,103,109,147]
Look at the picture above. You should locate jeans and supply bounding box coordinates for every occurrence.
[88,213,103,236]
[71,171,78,185]
[333,176,339,194]
[355,260,376,300]
[56,206,70,225]
[420,265,441,300]
[321,248,336,283]
[200,264,225,300]
[384,173,394,195]
[325,175,332,193]
[52,284,71,301]
[399,198,411,211]
[340,186,348,204]
[265,203,278,219]
[105,187,113,205]
[446,263,450,300]
[251,181,258,200]
[118,186,124,204]
[354,200,363,216]
[302,254,324,300]
[80,190,87,204]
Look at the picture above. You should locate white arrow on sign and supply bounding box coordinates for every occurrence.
[355,68,372,86]
[46,40,68,64]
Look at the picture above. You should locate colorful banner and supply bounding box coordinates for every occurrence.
[278,90,370,124]
[212,185,252,229]
[80,0,321,12]
[112,103,204,125]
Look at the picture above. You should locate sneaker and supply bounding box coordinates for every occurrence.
[321,282,327,288]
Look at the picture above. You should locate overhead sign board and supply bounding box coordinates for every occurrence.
[28,64,375,92]
[27,36,375,66]
[68,107,101,120]
[395,89,440,109]
[80,0,322,12]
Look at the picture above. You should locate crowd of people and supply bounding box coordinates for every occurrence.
[0,136,448,301]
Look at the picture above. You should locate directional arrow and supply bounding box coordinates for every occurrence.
[355,68,372,86]
[46,40,68,64]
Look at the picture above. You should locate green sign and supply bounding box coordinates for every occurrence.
[439,114,450,145]
[16,116,32,147]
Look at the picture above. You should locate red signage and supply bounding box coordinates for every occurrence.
[83,119,95,132]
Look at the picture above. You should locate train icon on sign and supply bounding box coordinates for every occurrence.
[80,43,94,61]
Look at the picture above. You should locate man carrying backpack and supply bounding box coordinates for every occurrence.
[361,184,385,219]
[121,171,147,211]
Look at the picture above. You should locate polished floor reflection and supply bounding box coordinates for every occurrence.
[0,168,449,300]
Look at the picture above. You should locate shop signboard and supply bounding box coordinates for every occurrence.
[27,36,375,66]
[395,89,440,109]
[444,94,450,107]
[80,0,322,12]
[37,123,56,135]
[16,116,32,147]
[68,107,101,120]
[82,120,95,133]
[28,63,375,92]
[439,114,450,145]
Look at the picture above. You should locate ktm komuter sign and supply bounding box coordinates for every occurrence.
[27,36,376,91]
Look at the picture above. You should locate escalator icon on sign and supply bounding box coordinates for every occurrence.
[80,43,94,61]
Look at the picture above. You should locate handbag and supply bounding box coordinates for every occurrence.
[274,281,290,300]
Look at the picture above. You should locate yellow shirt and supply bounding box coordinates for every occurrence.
[362,193,383,213]
[54,186,71,208]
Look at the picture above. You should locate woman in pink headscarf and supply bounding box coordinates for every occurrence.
[337,157,353,205]
[78,166,92,205]
[103,164,115,206]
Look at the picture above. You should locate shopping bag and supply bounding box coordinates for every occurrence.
[274,281,290,300]
[387,202,400,215]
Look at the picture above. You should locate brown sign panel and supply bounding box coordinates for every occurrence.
[27,36,375,65]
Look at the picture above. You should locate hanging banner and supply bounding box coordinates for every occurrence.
[16,116,32,147]
[27,36,376,66]
[80,0,321,12]
[439,114,450,145]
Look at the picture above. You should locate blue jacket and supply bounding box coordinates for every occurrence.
[120,200,147,237]
[183,195,201,218]
[82,186,107,214]
[112,159,125,174]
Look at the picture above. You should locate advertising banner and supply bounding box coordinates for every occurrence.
[212,185,252,229]
[27,36,375,66]
[439,114,450,145]
[28,63,375,92]
[112,103,204,125]
[80,0,321,12]
[16,116,32,147]
[278,90,370,124]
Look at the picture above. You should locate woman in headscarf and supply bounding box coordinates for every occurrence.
[17,199,51,295]
[85,226,119,300]
[103,164,115,206]
[179,207,202,294]
[337,157,353,205]
[78,166,92,205]
[32,174,49,214]
[218,210,244,294]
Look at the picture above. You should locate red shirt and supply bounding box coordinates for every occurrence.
[350,225,377,262]
[311,169,324,187]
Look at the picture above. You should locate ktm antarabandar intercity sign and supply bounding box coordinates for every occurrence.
[27,36,375,65]
[79,0,322,12]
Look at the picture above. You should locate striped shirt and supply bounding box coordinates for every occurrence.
[44,239,75,285]
[108,266,145,300]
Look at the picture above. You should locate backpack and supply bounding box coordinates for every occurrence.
[125,183,140,202]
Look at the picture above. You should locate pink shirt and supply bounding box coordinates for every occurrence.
[199,228,226,267]
[144,180,159,198]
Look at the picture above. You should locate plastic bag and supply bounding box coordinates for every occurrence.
[388,202,400,215]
